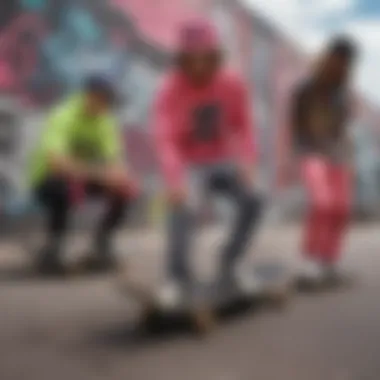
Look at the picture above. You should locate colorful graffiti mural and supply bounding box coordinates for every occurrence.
[0,0,144,106]
[0,0,164,218]
[1,0,379,221]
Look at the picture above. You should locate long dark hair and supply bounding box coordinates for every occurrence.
[315,36,358,88]
[326,36,358,62]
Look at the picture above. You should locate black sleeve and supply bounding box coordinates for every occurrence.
[289,83,307,149]
[341,91,352,126]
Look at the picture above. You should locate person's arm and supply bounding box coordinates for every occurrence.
[278,85,305,184]
[153,79,185,193]
[232,77,257,181]
[342,91,356,167]
[289,85,304,152]
[100,116,125,168]
[95,116,139,193]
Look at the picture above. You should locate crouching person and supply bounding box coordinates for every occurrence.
[30,75,137,275]
[153,19,263,305]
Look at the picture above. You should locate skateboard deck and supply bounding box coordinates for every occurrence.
[118,261,292,335]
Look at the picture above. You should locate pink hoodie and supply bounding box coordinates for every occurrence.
[153,69,256,190]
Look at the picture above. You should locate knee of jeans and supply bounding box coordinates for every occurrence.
[241,193,263,218]
[168,204,192,226]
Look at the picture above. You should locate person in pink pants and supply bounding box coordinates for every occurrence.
[291,37,358,282]
[152,18,262,305]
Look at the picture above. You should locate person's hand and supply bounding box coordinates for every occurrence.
[125,175,140,198]
[102,167,139,197]
[238,164,255,190]
[48,154,88,180]
[102,167,125,189]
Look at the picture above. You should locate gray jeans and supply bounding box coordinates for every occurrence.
[166,163,263,282]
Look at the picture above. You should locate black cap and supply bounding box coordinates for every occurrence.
[83,75,117,104]
[327,36,358,60]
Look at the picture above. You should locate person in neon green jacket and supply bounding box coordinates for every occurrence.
[31,75,136,275]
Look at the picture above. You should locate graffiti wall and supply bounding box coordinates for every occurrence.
[0,0,165,214]
[0,1,134,105]
[1,0,378,222]
[0,0,166,132]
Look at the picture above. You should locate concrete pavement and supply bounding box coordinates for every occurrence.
[1,224,380,380]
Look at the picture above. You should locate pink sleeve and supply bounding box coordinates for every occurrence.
[232,78,257,165]
[153,79,185,190]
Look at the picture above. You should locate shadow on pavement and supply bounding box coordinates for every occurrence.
[82,299,266,353]
[0,265,41,283]
[82,320,197,354]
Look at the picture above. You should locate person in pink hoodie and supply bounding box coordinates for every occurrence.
[153,18,262,304]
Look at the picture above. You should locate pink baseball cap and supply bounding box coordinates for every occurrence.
[176,18,220,53]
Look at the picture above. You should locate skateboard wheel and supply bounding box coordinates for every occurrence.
[139,306,161,333]
[66,264,83,277]
[67,261,92,277]
[192,309,215,335]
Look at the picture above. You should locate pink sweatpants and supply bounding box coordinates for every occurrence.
[301,156,352,264]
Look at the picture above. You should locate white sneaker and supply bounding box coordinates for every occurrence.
[298,258,323,281]
[233,266,262,295]
[156,280,183,310]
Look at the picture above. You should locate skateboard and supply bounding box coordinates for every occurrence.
[118,261,292,336]
[118,277,215,335]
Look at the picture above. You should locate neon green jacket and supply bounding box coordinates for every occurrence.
[30,95,122,187]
